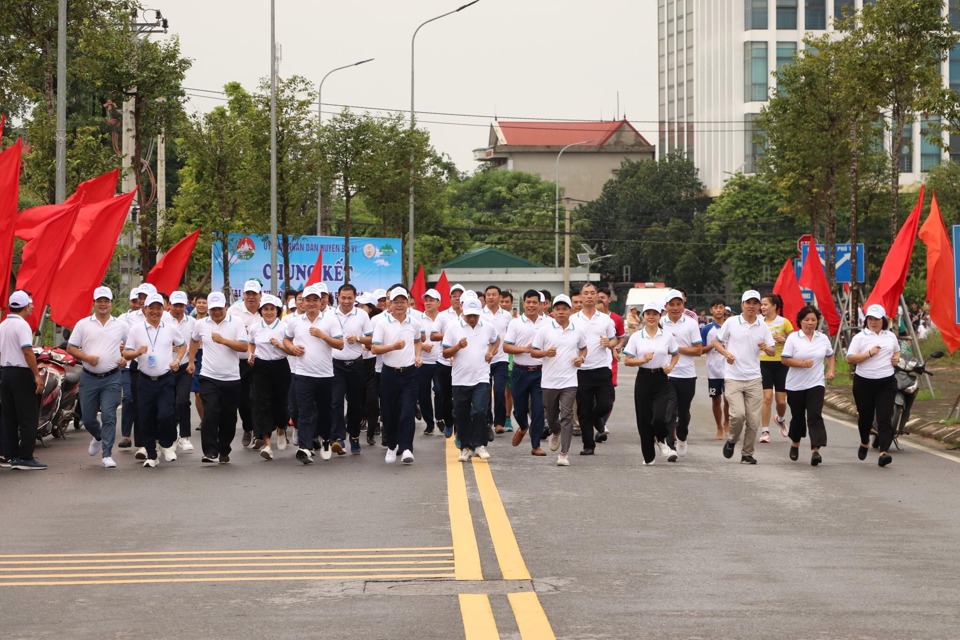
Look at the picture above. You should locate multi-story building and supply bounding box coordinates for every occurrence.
[658,0,959,195]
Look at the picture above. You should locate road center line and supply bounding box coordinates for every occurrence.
[508,592,557,639]
[459,594,500,639]
[446,438,484,580]
[470,458,530,581]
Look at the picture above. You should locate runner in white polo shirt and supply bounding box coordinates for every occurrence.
[482,285,512,435]
[431,283,465,438]
[330,284,373,455]
[571,282,618,455]
[229,279,262,448]
[504,289,549,455]
[168,291,197,453]
[662,289,703,456]
[417,288,443,436]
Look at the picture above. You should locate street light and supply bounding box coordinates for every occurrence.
[408,0,479,284]
[555,138,600,268]
[316,57,374,234]
[269,0,278,294]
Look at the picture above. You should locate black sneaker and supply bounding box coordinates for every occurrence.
[878,453,892,467]
[858,444,869,461]
[201,454,218,463]
[13,457,47,470]
[740,454,757,465]
[789,446,799,461]
[579,448,595,456]
[811,452,822,466]
[422,425,435,435]
[218,455,230,464]
[722,441,735,459]
[117,437,132,448]
[0,456,11,468]
[366,435,376,446]
[594,429,608,443]
[296,448,314,465]
[252,438,264,450]
[241,431,252,447]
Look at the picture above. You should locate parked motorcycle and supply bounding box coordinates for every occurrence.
[873,350,944,450]
[34,347,82,442]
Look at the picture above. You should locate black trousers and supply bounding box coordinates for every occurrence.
[416,363,439,429]
[295,374,333,449]
[634,368,671,464]
[787,386,827,448]
[1,367,39,461]
[454,383,490,450]
[199,377,240,458]
[332,358,365,441]
[853,374,896,451]
[576,367,615,450]
[138,372,177,460]
[362,360,380,433]
[238,358,253,433]
[173,366,193,438]
[667,376,697,445]
[380,366,418,453]
[252,358,291,438]
[435,363,455,427]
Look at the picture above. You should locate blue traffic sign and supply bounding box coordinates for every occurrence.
[800,243,865,284]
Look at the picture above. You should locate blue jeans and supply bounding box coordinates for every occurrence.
[120,368,135,438]
[454,383,490,450]
[489,361,508,427]
[80,369,122,458]
[511,367,544,448]
[417,363,438,429]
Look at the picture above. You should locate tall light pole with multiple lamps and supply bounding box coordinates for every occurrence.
[555,138,600,268]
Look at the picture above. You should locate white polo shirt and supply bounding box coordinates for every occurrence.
[169,314,196,365]
[504,314,547,367]
[284,312,343,378]
[663,314,702,379]
[532,320,587,389]
[192,314,247,382]
[125,321,185,378]
[624,327,678,370]
[782,331,835,391]
[332,306,373,361]
[432,308,460,366]
[419,312,441,365]
[373,312,422,369]
[847,328,899,379]
[572,309,617,371]
[248,318,288,361]
[715,314,775,381]
[69,315,128,374]
[442,317,499,386]
[703,322,725,379]
[0,314,34,367]
[481,306,512,365]
[229,302,261,360]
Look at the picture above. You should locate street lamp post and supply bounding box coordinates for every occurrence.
[555,138,600,268]
[408,0,479,285]
[316,58,374,235]
[269,0,278,295]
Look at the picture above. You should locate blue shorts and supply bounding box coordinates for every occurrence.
[708,378,724,397]
[191,349,203,393]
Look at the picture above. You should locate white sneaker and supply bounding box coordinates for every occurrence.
[458,449,471,462]
[101,456,117,469]
[319,441,332,461]
[88,438,100,456]
[776,416,788,438]
[135,447,147,460]
[759,429,771,443]
[385,447,397,464]
[556,453,570,466]
[401,449,414,464]
[277,430,287,450]
[549,432,560,452]
[476,445,491,460]
[290,428,298,446]
[142,458,158,468]
[260,445,273,460]
[657,441,678,463]
[643,458,656,466]
[676,440,688,457]
[178,437,194,452]
[160,446,177,462]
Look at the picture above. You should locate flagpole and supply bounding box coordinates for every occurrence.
[900,294,934,397]
[55,0,67,203]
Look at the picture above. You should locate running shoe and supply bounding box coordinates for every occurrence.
[776,416,788,438]
[759,429,771,443]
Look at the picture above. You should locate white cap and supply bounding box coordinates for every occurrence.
[865,304,886,319]
[144,293,164,307]
[664,289,683,303]
[93,286,113,301]
[389,287,410,301]
[642,301,663,315]
[357,292,376,306]
[724,306,732,313]
[552,294,572,308]
[450,283,466,294]
[260,294,281,309]
[208,292,227,309]
[423,288,440,300]
[129,286,141,300]
[539,291,546,302]
[242,279,262,293]
[8,290,32,309]
[170,291,189,305]
[139,283,157,296]
[461,290,479,301]
[303,284,325,299]
[287,298,297,309]
[462,299,483,315]
[373,288,387,300]
[741,289,761,303]
[314,282,329,294]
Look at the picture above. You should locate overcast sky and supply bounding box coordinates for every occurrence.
[157,0,659,173]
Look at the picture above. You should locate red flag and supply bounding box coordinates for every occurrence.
[146,229,201,295]
[435,270,451,311]
[16,201,81,330]
[918,193,960,353]
[0,139,22,314]
[304,248,324,286]
[16,168,119,242]
[865,187,923,317]
[49,190,137,328]
[410,265,426,310]
[0,114,5,140]
[773,258,805,327]
[799,241,841,335]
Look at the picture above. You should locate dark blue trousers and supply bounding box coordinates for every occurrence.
[511,367,544,448]
[137,371,177,461]
[454,383,490,450]
[295,375,333,449]
[381,366,418,453]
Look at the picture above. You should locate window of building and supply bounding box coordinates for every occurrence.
[899,122,914,173]
[921,117,942,172]
[744,42,769,102]
[744,114,765,173]
[745,0,768,30]
[951,133,960,163]
[776,42,797,79]
[805,0,826,29]
[777,0,798,29]
[951,0,960,28]
[951,46,960,93]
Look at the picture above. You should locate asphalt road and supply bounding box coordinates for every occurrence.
[3,361,960,639]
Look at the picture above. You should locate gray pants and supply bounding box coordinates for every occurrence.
[725,378,763,456]
[80,370,122,458]
[543,387,576,454]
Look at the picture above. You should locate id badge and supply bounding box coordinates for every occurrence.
[147,354,157,369]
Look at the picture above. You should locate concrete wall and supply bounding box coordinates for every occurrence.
[505,150,655,204]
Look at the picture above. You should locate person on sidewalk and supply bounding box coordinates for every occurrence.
[572,283,618,455]
[0,291,45,470]
[662,289,703,457]
[247,294,292,461]
[331,284,374,455]
[67,286,128,469]
[711,290,776,465]
[168,291,197,453]
[504,289,548,456]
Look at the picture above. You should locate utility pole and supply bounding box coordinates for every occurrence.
[55,0,67,204]
[269,0,278,295]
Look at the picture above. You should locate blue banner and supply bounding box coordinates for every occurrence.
[211,234,402,299]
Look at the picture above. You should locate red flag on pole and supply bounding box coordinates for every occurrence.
[435,270,451,311]
[410,265,426,310]
[146,229,202,295]
[864,187,924,317]
[799,241,841,335]
[16,201,82,330]
[304,248,324,286]
[0,139,23,315]
[918,193,960,353]
[49,190,137,328]
[0,114,5,140]
[773,258,805,327]
[16,168,119,242]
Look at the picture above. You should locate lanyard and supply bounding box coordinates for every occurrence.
[145,321,160,353]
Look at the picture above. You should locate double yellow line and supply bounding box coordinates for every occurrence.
[446,439,556,639]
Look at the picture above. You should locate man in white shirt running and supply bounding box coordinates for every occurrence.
[572,283,618,455]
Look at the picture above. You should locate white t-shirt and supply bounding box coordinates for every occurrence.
[191,315,247,382]
[418,312,441,365]
[782,330,834,391]
[481,306,512,365]
[504,314,548,367]
[715,314,775,381]
[69,315,128,373]
[169,314,196,364]
[284,312,343,378]
[0,315,33,367]
[332,306,373,361]
[847,328,899,379]
[431,308,460,366]
[442,317,499,387]
[372,312,422,369]
[663,314,702,379]
[532,320,588,389]
[703,323,725,379]
[125,321,185,378]
[248,318,288,361]
[623,327,679,370]
[571,309,617,371]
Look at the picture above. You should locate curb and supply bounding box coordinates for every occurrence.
[824,388,960,447]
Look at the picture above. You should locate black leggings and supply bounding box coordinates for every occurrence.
[634,368,671,464]
[852,374,896,451]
